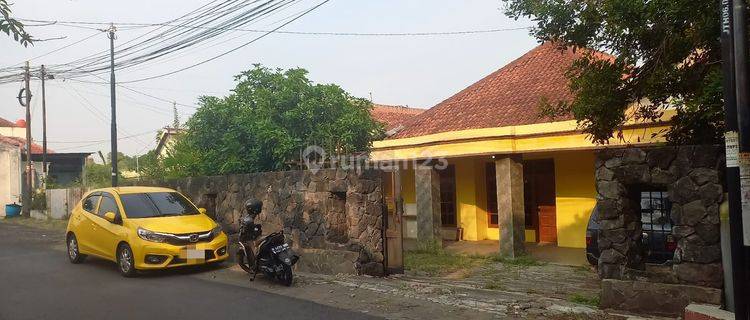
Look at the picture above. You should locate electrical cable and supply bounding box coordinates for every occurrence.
[116,0,329,83]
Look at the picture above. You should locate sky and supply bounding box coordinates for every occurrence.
[0,0,539,156]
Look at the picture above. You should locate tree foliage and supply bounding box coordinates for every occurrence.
[160,65,384,177]
[0,0,32,47]
[84,162,114,188]
[504,0,723,144]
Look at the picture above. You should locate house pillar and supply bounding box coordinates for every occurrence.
[495,155,525,257]
[415,165,442,245]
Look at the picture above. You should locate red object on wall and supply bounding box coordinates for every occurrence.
[684,304,734,320]
[14,119,25,128]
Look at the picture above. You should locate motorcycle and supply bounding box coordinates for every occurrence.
[236,199,299,286]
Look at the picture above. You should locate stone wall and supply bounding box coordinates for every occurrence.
[134,168,386,276]
[600,279,722,317]
[594,146,724,288]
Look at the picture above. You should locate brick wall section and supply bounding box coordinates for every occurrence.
[133,168,386,276]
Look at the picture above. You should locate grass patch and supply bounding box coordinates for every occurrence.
[404,241,489,276]
[572,265,595,275]
[568,293,600,307]
[0,216,68,231]
[482,273,506,290]
[404,251,488,276]
[489,254,545,267]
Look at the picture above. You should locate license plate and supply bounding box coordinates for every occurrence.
[180,245,205,261]
[271,243,289,254]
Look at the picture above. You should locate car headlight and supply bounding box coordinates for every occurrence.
[211,225,223,237]
[137,227,168,243]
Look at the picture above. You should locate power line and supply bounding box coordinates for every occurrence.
[49,82,176,116]
[112,0,329,83]
[59,81,150,147]
[63,73,199,109]
[20,18,530,37]
[46,129,157,144]
[48,0,298,77]
[0,31,103,69]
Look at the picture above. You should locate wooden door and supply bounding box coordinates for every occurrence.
[538,206,557,243]
[523,159,557,243]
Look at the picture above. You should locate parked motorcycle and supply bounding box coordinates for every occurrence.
[236,199,299,286]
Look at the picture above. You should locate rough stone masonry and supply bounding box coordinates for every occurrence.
[594,145,724,288]
[135,168,386,276]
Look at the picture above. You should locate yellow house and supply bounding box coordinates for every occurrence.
[372,43,672,255]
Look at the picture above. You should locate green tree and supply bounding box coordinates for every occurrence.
[0,0,32,46]
[136,149,167,179]
[504,0,723,144]
[172,103,180,129]
[84,162,113,188]
[163,65,384,176]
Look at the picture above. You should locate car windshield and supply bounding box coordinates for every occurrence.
[120,192,199,218]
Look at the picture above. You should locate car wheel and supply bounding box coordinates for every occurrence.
[117,243,137,277]
[67,234,86,264]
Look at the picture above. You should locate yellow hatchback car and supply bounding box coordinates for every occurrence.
[65,186,228,277]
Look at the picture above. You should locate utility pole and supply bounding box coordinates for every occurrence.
[40,65,51,175]
[108,24,118,187]
[722,0,750,318]
[22,62,32,217]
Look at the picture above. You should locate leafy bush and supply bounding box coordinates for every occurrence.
[160,65,385,177]
[30,191,46,210]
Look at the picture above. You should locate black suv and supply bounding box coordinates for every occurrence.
[586,191,677,266]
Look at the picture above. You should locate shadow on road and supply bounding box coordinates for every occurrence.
[77,254,229,278]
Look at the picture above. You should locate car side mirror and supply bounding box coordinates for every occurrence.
[104,211,117,223]
[198,208,207,215]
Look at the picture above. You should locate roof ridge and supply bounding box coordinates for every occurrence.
[372,103,424,111]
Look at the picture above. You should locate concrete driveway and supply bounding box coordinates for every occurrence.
[0,222,377,320]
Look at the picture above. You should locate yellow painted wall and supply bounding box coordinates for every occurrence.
[370,123,670,162]
[454,159,478,240]
[473,159,489,240]
[550,151,597,248]
[393,152,596,247]
[451,158,493,241]
[524,151,597,248]
[486,229,535,242]
[449,151,596,247]
[401,167,416,204]
[525,230,536,243]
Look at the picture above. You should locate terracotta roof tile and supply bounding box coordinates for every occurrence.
[370,104,425,131]
[0,117,18,127]
[0,135,53,154]
[393,43,609,139]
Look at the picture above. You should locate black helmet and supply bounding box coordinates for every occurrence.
[244,199,263,215]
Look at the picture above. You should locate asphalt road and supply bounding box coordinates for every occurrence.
[0,222,377,320]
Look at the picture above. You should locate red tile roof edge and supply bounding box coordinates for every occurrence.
[0,135,54,154]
